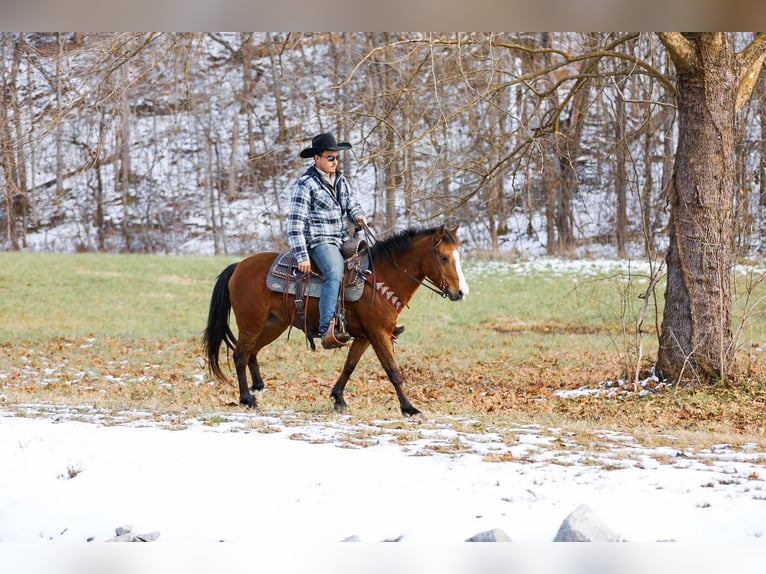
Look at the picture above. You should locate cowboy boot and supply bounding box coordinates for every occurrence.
[321,317,350,349]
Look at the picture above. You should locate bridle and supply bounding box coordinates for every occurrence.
[360,223,452,299]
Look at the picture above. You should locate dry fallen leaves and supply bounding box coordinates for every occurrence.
[1,335,766,449]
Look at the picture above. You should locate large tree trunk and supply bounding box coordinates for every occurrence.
[760,71,766,209]
[656,33,737,383]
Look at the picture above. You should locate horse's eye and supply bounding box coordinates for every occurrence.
[440,255,448,263]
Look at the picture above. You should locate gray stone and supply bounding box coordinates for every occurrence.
[133,531,160,542]
[107,533,135,542]
[553,504,621,542]
[466,528,512,542]
[108,526,160,542]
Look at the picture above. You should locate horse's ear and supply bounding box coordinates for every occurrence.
[441,224,458,244]
[434,225,446,245]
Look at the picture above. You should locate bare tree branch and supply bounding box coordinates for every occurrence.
[736,32,766,73]
[656,32,698,73]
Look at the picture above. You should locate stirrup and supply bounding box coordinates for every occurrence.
[321,317,350,349]
[321,329,349,349]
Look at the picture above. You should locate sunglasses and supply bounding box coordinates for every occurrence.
[321,155,339,162]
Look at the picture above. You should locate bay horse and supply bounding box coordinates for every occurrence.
[202,225,469,416]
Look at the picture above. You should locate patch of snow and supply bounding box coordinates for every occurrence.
[2,407,765,547]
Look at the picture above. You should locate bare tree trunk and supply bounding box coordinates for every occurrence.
[240,33,260,190]
[537,33,593,256]
[381,33,399,233]
[759,72,766,208]
[614,82,628,257]
[119,64,132,251]
[25,41,38,232]
[538,34,559,255]
[55,33,65,199]
[544,147,557,253]
[553,137,575,255]
[265,32,287,141]
[483,89,506,256]
[215,140,228,255]
[10,35,27,248]
[384,131,399,232]
[660,92,676,222]
[494,87,509,238]
[95,111,107,251]
[656,33,739,383]
[364,33,400,234]
[0,33,20,249]
[555,62,592,256]
[734,122,751,254]
[205,132,220,255]
[229,110,239,201]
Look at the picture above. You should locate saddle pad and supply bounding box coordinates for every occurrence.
[265,251,368,302]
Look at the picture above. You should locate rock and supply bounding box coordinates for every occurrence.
[133,531,160,542]
[107,533,135,542]
[341,535,361,542]
[553,504,621,542]
[466,528,512,542]
[108,525,160,542]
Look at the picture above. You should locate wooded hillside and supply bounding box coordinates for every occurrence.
[1,32,765,258]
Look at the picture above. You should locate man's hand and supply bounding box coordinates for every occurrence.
[356,215,367,227]
[297,260,311,274]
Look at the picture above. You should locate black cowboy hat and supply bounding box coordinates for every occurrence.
[299,132,352,158]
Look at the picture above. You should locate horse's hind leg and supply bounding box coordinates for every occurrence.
[237,317,288,406]
[330,338,370,413]
[248,355,265,392]
[234,349,257,408]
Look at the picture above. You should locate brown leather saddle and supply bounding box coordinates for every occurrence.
[265,250,368,301]
[265,236,371,349]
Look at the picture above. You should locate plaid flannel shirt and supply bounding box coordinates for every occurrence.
[287,165,365,263]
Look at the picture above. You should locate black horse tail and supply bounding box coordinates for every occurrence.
[202,262,239,383]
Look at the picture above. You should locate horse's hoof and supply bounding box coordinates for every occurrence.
[401,406,421,417]
[239,396,257,409]
[333,403,348,414]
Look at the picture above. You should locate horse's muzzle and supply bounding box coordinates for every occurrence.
[446,289,466,301]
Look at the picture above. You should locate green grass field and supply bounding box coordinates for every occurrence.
[0,251,234,340]
[1,251,765,447]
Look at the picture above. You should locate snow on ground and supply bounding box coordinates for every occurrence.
[2,404,765,547]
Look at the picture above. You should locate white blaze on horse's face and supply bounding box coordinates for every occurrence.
[454,250,469,299]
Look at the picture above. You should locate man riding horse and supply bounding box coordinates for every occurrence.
[286,132,366,350]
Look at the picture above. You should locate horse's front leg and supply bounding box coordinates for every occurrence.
[368,336,420,416]
[330,338,370,413]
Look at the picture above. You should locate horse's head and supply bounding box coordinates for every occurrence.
[427,225,469,301]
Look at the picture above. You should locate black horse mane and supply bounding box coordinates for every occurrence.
[369,226,456,261]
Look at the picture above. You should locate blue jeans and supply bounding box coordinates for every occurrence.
[309,243,344,335]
